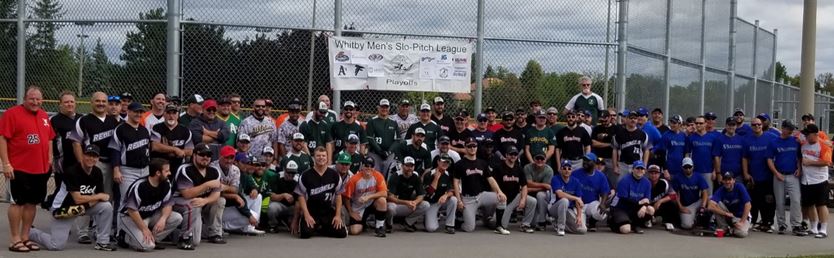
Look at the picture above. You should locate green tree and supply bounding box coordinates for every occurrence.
[119,8,166,100]
[484,65,496,78]
[26,0,77,100]
[0,0,17,101]
[519,60,543,103]
[85,38,113,93]
[182,22,233,99]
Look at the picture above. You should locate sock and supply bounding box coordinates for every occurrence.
[821,223,828,234]
[375,209,387,228]
[495,209,505,228]
[810,220,819,234]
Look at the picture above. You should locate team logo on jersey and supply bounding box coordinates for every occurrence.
[79,185,97,195]
[27,134,40,144]
[42,118,49,127]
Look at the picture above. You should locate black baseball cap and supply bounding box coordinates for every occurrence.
[164,103,179,112]
[802,124,820,135]
[781,120,797,130]
[83,145,100,156]
[128,102,146,112]
[217,96,232,105]
[456,110,470,119]
[651,108,663,114]
[505,146,519,156]
[438,153,453,163]
[288,98,303,110]
[721,171,734,180]
[704,112,717,120]
[194,143,212,155]
[464,137,477,145]
[801,113,815,121]
[485,106,496,113]
[438,135,451,144]
[185,94,205,105]
[725,117,737,126]
[363,157,375,166]
[119,92,133,100]
[501,111,515,120]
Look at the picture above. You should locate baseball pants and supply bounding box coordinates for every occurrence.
[534,191,551,225]
[617,162,632,183]
[367,152,396,179]
[116,166,149,230]
[223,194,262,231]
[77,161,114,239]
[714,203,750,238]
[30,202,113,250]
[497,194,537,228]
[548,198,587,234]
[424,197,458,232]
[387,201,430,226]
[584,200,607,221]
[267,202,295,227]
[774,174,802,229]
[173,197,225,245]
[461,192,498,232]
[602,158,616,191]
[750,180,775,226]
[679,200,703,229]
[299,209,348,239]
[118,211,183,251]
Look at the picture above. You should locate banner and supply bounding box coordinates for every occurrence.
[328,36,474,93]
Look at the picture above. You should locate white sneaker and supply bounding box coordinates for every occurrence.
[494,226,511,235]
[665,223,675,231]
[243,225,266,235]
[557,229,566,236]
[645,221,653,228]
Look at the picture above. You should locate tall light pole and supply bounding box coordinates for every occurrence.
[75,22,92,96]
[306,0,318,112]
[799,0,817,116]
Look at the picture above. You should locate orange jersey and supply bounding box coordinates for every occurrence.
[343,170,388,200]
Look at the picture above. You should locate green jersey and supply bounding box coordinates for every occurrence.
[281,152,313,173]
[365,116,399,155]
[337,149,364,173]
[566,93,605,123]
[405,120,442,151]
[330,120,367,156]
[219,113,241,146]
[298,119,332,150]
[525,126,556,158]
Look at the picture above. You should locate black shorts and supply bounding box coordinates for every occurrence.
[800,182,829,207]
[8,171,50,205]
[348,206,382,226]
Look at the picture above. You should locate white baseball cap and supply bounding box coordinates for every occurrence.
[263,146,275,155]
[682,157,694,167]
[238,134,251,142]
[403,156,415,165]
[379,99,390,106]
[292,133,305,140]
[420,103,431,111]
[286,160,299,172]
[414,128,426,135]
[344,101,356,108]
[433,96,444,104]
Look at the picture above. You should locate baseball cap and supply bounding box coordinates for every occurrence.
[438,153,453,163]
[288,98,303,110]
[485,106,496,113]
[119,92,133,100]
[733,108,745,116]
[414,128,426,135]
[595,157,606,164]
[419,103,431,111]
[721,171,734,179]
[651,108,663,114]
[515,107,526,114]
[725,117,737,126]
[347,134,360,144]
[534,153,546,160]
[202,99,218,110]
[238,133,251,143]
[477,113,488,122]
[337,153,352,164]
[632,160,646,169]
[318,102,328,112]
[292,133,305,140]
[756,113,771,121]
[248,156,263,165]
[400,99,411,106]
[619,108,631,117]
[636,107,649,117]
[262,146,275,155]
[781,120,796,130]
[505,146,519,156]
[802,124,820,135]
[344,101,356,109]
[379,99,390,107]
[235,152,251,163]
[164,103,179,112]
[363,157,375,166]
[107,95,121,103]
[704,112,717,120]
[285,160,299,172]
[669,115,683,124]
[438,135,451,144]
[434,96,444,104]
[648,165,661,172]
[681,157,694,167]
[403,156,416,165]
[194,143,212,156]
[546,107,558,114]
[217,96,232,105]
[264,99,273,108]
[535,110,547,118]
[128,102,146,112]
[220,146,236,158]
[464,137,477,145]
[583,152,598,162]
[560,160,572,169]
[83,145,100,156]
[456,110,470,119]
[167,95,181,106]
[801,113,815,121]
[185,94,205,105]
[501,111,515,120]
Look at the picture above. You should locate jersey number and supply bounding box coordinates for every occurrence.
[27,134,40,144]
[308,141,317,149]
[375,137,382,145]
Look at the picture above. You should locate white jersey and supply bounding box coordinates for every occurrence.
[239,115,277,158]
[144,113,165,129]
[390,113,419,139]
[801,141,831,185]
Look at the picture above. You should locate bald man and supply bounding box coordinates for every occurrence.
[305,95,339,124]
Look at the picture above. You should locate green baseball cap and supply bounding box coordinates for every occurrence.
[337,152,352,164]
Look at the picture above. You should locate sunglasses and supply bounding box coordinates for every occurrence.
[196,152,212,158]
[751,123,762,126]
[363,164,374,168]
[535,157,546,161]
[254,105,266,108]
[205,109,217,113]
[466,145,478,149]
[581,84,591,86]
[683,166,693,169]
[694,122,704,125]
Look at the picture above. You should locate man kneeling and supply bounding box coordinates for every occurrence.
[708,172,752,238]
[343,158,389,237]
[118,158,183,251]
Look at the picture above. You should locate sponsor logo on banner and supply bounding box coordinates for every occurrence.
[390,55,415,74]
[335,51,350,62]
[453,57,468,64]
[369,54,384,62]
[438,67,449,78]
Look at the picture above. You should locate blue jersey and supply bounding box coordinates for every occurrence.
[614,174,651,208]
[743,133,775,182]
[764,127,780,138]
[671,173,709,206]
[736,124,752,137]
[712,133,744,178]
[686,132,717,174]
[642,123,662,149]
[571,169,610,204]
[551,175,583,208]
[767,136,800,174]
[658,130,687,176]
[711,182,751,217]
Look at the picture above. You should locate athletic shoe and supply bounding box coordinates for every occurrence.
[207,235,227,244]
[765,227,774,233]
[634,228,645,234]
[645,221,653,228]
[385,224,393,233]
[403,223,418,232]
[520,225,535,233]
[153,243,166,250]
[243,225,266,236]
[116,230,129,249]
[778,225,787,235]
[267,226,280,234]
[587,226,597,232]
[78,235,92,244]
[534,223,546,231]
[445,226,456,234]
[375,227,386,238]
[665,223,675,231]
[793,228,809,237]
[494,226,511,235]
[556,228,566,236]
[815,232,828,239]
[94,243,117,251]
[177,238,194,250]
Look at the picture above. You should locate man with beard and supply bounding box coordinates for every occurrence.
[390,99,419,140]
[118,158,182,252]
[768,120,804,235]
[651,108,670,134]
[366,99,399,174]
[430,136,461,166]
[564,76,605,123]
[431,97,455,135]
[756,113,781,138]
[140,93,168,129]
[299,102,334,164]
[331,101,367,157]
[422,154,458,234]
[673,158,710,230]
[151,104,194,173]
[714,117,744,181]
[656,115,686,180]
[281,133,313,175]
[524,151,554,231]
[608,161,654,234]
[492,111,524,161]
[555,111,591,169]
[571,153,611,232]
[51,91,80,186]
[492,146,537,235]
[611,110,650,183]
[514,108,529,131]
[444,110,472,154]
[549,160,586,236]
[742,117,776,233]
[216,96,240,147]
[295,147,347,239]
[179,95,204,127]
[276,99,304,160]
[239,99,278,158]
[453,138,504,232]
[687,116,718,191]
[406,104,442,152]
[526,110,556,166]
[394,128,432,175]
[386,157,430,233]
[708,172,752,238]
[734,109,752,137]
[172,143,224,250]
[189,100,230,149]
[107,96,122,122]
[591,109,618,186]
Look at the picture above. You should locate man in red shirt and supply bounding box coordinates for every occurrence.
[0,86,56,252]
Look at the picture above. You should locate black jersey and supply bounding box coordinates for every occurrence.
[109,123,151,168]
[452,157,493,197]
[492,162,526,201]
[445,128,472,149]
[591,124,617,159]
[555,126,592,160]
[612,127,649,165]
[492,127,525,156]
[51,164,103,210]
[294,167,344,216]
[69,114,119,162]
[174,164,221,199]
[151,123,194,171]
[51,112,80,172]
[431,114,455,135]
[122,178,173,218]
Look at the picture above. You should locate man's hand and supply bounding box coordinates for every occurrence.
[191,198,208,208]
[795,169,802,177]
[152,219,166,234]
[3,164,13,180]
[249,216,258,226]
[358,195,369,204]
[332,215,343,229]
[438,195,448,205]
[406,200,417,210]
[638,198,650,206]
[206,180,222,189]
[743,174,752,183]
[141,227,155,245]
[457,199,464,210]
[174,148,185,158]
[350,211,362,221]
[249,189,259,200]
[98,193,110,202]
[497,193,507,203]
[775,173,785,182]
[518,199,526,210]
[613,166,620,176]
[679,206,691,214]
[304,214,316,228]
[283,193,294,203]
[234,195,245,208]
[113,167,123,184]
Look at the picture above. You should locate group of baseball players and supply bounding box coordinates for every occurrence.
[2,75,830,252]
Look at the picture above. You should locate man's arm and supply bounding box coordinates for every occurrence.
[592,139,610,149]
[70,191,108,205]
[0,136,10,173]
[179,180,221,199]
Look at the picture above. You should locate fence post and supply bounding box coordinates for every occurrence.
[15,0,25,104]
[308,0,322,113]
[771,28,778,122]
[750,20,759,115]
[331,0,342,114]
[166,0,181,97]
[473,0,485,114]
[662,0,671,116]
[698,0,706,114]
[603,0,612,106]
[728,0,737,115]
[615,0,628,112]
[799,0,816,117]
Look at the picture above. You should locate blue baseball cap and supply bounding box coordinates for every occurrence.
[637,107,649,117]
[235,152,250,163]
[704,112,717,120]
[583,152,598,162]
[619,108,631,117]
[756,113,771,121]
[632,160,646,169]
[560,160,572,169]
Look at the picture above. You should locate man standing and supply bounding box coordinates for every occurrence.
[239,98,278,158]
[651,108,670,134]
[431,136,462,166]
[549,160,586,236]
[768,120,804,235]
[757,113,781,138]
[295,147,347,239]
[656,115,686,180]
[216,96,241,147]
[471,113,493,146]
[1,86,55,253]
[109,102,152,200]
[445,110,472,153]
[391,99,419,140]
[799,124,831,238]
[453,138,504,232]
[172,143,224,250]
[150,104,194,173]
[591,109,618,186]
[299,102,334,164]
[229,93,243,117]
[524,152,554,231]
[611,110,650,182]
[687,116,718,191]
[422,154,458,234]
[29,145,115,251]
[546,107,564,133]
[51,91,80,183]
[387,157,430,233]
[107,96,122,122]
[118,158,182,251]
[275,99,303,159]
[406,103,441,152]
[366,99,399,174]
[492,111,525,160]
[708,172,752,238]
[119,92,134,120]
[189,99,230,152]
[431,97,455,135]
[492,146,537,235]
[555,111,591,169]
[526,110,556,166]
[485,106,503,133]
[281,133,313,174]
[734,109,752,137]
[69,92,119,203]
[564,76,605,123]
[672,158,710,230]
[713,117,744,181]
[331,101,367,157]
[304,95,338,124]
[743,117,776,233]
[140,93,167,129]
[179,94,204,126]
[703,112,719,133]
[394,128,432,175]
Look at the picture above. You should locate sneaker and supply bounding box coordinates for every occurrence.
[267,226,280,234]
[78,235,92,244]
[645,221,653,228]
[94,243,117,251]
[793,228,809,237]
[243,225,266,236]
[534,223,546,232]
[177,237,194,250]
[556,228,566,236]
[634,228,645,234]
[765,227,774,234]
[520,225,535,233]
[153,243,166,250]
[403,223,418,232]
[385,224,393,233]
[665,223,675,231]
[815,232,828,239]
[207,235,227,244]
[444,226,456,234]
[588,226,597,232]
[494,226,511,235]
[375,227,386,238]
[778,225,787,235]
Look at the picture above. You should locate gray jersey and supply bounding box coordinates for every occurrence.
[276,118,302,147]
[239,116,277,157]
[390,113,419,139]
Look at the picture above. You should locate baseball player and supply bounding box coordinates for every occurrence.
[299,102,334,163]
[343,157,389,237]
[608,161,654,234]
[295,147,347,239]
[648,164,677,231]
[109,102,152,201]
[430,97,455,135]
[150,103,194,174]
[611,110,650,183]
[331,101,367,157]
[405,103,441,152]
[265,160,298,233]
[492,111,525,160]
[714,117,745,181]
[526,110,556,165]
[687,116,719,191]
[524,151,554,231]
[275,98,303,159]
[743,117,776,233]
[107,96,122,122]
[387,157,430,232]
[493,146,537,235]
[391,99,419,139]
[216,96,241,147]
[446,111,472,154]
[708,172,752,238]
[171,143,224,250]
[453,137,504,232]
[430,136,462,166]
[555,110,590,169]
[281,133,313,173]
[51,91,81,182]
[117,158,182,251]
[236,134,252,153]
[222,156,265,235]
[570,153,611,232]
[394,128,432,175]
[671,157,709,230]
[29,145,115,251]
[365,99,400,173]
[139,93,167,129]
[768,120,803,235]
[238,98,278,158]
[798,124,831,238]
[179,94,204,126]
[336,134,363,173]
[422,154,458,234]
[549,160,586,236]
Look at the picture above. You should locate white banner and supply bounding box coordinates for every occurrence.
[328,36,474,93]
